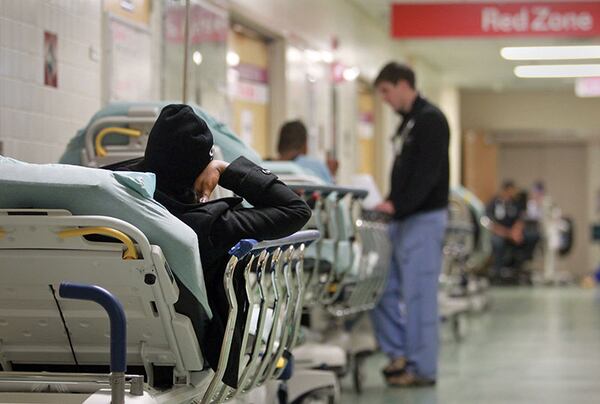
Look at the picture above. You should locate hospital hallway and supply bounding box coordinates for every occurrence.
[341,287,600,404]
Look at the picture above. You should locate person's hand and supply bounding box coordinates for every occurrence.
[326,157,339,176]
[510,227,524,245]
[375,200,395,215]
[193,160,229,203]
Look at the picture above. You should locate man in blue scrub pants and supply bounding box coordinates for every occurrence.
[371,62,449,387]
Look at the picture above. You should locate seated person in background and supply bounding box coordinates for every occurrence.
[277,119,336,184]
[107,104,311,387]
[486,180,525,279]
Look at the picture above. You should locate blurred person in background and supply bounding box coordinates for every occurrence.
[486,180,528,281]
[276,119,335,184]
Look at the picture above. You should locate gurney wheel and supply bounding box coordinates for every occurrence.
[352,353,367,394]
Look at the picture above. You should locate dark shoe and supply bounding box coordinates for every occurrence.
[386,372,436,387]
[381,357,407,377]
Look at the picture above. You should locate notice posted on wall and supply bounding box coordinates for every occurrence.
[240,109,254,146]
[107,16,152,101]
[44,31,58,87]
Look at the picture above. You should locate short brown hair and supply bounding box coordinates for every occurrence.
[374,62,416,89]
[277,120,307,154]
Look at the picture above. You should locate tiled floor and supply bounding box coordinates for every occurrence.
[340,287,600,404]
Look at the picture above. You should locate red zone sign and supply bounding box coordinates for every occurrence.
[391,2,600,38]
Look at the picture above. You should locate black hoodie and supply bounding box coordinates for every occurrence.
[106,105,311,387]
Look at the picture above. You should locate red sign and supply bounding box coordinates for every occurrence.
[165,4,227,44]
[236,63,269,84]
[391,2,600,38]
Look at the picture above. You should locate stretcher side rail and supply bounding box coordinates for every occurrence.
[285,185,392,315]
[0,210,198,382]
[83,115,157,167]
[202,231,319,404]
[287,184,369,200]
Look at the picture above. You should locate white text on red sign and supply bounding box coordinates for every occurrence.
[481,6,593,34]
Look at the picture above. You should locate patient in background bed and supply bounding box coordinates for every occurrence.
[276,120,337,184]
[106,104,311,387]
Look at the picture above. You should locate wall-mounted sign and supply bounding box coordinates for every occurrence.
[104,0,150,25]
[231,81,269,104]
[165,3,228,44]
[391,2,600,38]
[228,65,269,104]
[236,63,268,84]
[44,31,58,87]
[107,16,152,101]
[240,109,254,145]
[358,112,374,139]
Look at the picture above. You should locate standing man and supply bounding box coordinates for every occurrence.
[370,62,449,387]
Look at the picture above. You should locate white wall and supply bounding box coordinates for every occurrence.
[0,0,102,162]
[462,89,600,133]
[0,0,457,187]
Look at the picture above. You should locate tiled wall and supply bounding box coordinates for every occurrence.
[0,0,102,163]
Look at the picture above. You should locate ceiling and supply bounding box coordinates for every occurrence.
[349,0,600,91]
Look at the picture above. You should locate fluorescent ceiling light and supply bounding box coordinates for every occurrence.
[501,46,600,61]
[514,64,600,78]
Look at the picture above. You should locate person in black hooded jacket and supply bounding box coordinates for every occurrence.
[106,104,311,388]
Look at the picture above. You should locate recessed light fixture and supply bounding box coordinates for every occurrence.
[286,47,302,63]
[343,67,360,81]
[514,64,600,78]
[192,51,203,65]
[227,51,240,67]
[320,50,334,64]
[501,46,600,61]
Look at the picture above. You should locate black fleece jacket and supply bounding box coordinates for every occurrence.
[389,95,449,220]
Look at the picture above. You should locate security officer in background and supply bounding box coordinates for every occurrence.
[371,62,449,387]
[486,180,528,282]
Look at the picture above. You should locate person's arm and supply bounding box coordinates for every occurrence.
[210,157,312,250]
[490,222,510,238]
[510,220,525,244]
[393,112,449,218]
[486,198,510,238]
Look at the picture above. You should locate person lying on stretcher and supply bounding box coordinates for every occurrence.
[106,104,311,387]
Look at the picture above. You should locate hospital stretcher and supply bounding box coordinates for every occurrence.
[0,209,318,404]
[0,152,330,403]
[260,167,391,394]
